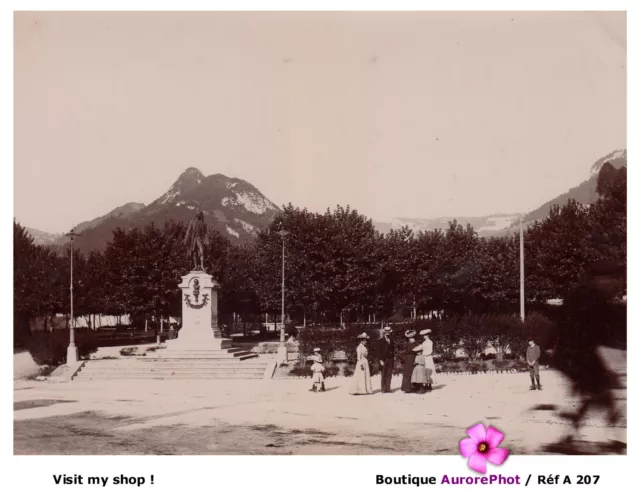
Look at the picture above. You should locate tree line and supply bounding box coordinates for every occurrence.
[14,162,626,343]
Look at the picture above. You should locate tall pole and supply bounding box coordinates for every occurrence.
[66,228,81,364]
[71,238,74,336]
[520,215,525,322]
[276,230,290,363]
[281,235,285,344]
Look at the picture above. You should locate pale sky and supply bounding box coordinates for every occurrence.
[14,11,626,233]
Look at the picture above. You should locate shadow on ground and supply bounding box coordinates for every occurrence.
[542,438,626,455]
[14,400,76,411]
[14,411,454,455]
[15,408,625,456]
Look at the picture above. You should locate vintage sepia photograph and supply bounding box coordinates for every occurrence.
[13,11,626,457]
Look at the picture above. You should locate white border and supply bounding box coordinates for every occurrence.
[3,2,636,491]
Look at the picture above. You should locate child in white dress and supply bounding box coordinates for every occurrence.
[310,348,326,392]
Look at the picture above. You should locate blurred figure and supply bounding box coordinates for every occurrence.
[547,260,625,450]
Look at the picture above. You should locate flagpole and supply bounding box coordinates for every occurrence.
[520,215,525,322]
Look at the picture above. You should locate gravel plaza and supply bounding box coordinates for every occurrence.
[14,357,626,455]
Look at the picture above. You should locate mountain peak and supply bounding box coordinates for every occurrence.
[590,149,627,177]
[180,167,205,180]
[157,168,205,205]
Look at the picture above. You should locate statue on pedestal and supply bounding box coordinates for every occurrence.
[184,211,212,271]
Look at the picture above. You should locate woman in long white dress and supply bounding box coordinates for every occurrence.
[420,329,437,390]
[350,333,373,395]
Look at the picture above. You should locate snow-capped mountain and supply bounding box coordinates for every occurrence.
[381,214,521,237]
[48,168,280,253]
[374,214,520,237]
[590,149,627,178]
[518,148,627,227]
[24,227,63,246]
[374,148,627,237]
[25,148,626,250]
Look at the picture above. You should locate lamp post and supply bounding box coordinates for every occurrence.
[520,215,525,322]
[65,228,81,364]
[276,230,290,363]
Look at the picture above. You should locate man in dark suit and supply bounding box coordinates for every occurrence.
[526,339,541,390]
[379,326,396,393]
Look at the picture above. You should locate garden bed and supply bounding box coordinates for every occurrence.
[284,358,544,378]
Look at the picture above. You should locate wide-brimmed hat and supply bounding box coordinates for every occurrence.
[419,329,432,336]
[357,332,370,339]
[383,326,392,333]
[405,330,416,338]
[313,348,321,352]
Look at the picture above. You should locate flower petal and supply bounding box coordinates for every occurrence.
[466,423,487,442]
[468,453,487,474]
[460,438,477,457]
[485,426,505,449]
[487,447,509,466]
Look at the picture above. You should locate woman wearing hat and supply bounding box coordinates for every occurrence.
[411,344,428,394]
[420,329,437,391]
[350,333,373,395]
[401,330,420,393]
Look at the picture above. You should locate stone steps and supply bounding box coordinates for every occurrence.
[80,364,267,371]
[82,367,267,372]
[141,350,258,361]
[74,372,265,380]
[74,365,269,380]
[79,368,267,375]
[87,359,267,368]
[148,355,258,361]
[147,349,258,360]
[73,346,273,381]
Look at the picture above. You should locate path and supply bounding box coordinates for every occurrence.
[14,368,626,455]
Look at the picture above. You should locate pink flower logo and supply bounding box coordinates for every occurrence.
[459,423,509,474]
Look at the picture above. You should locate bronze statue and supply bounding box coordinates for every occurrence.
[184,211,211,271]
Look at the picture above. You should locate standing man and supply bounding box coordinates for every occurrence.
[526,338,542,390]
[379,326,396,393]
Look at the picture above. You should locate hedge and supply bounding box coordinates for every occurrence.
[287,358,535,378]
[297,313,556,371]
[25,329,99,366]
[297,323,383,365]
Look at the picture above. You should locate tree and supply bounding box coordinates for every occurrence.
[436,221,482,315]
[322,205,380,321]
[102,227,140,317]
[252,204,381,324]
[374,226,414,319]
[525,199,595,300]
[471,236,519,313]
[219,243,261,322]
[588,163,626,299]
[14,220,67,344]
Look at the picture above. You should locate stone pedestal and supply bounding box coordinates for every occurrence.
[170,271,231,350]
[66,344,79,365]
